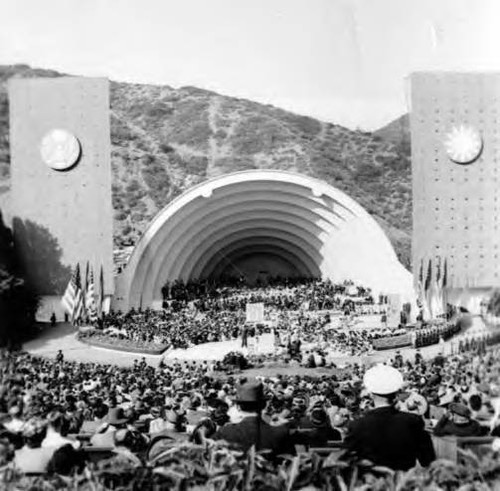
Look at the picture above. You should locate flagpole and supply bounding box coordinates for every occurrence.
[99,265,105,320]
[424,258,433,322]
[84,261,90,324]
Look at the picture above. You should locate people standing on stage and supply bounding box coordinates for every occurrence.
[241,324,249,348]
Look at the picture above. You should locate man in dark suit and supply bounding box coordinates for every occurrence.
[344,364,435,471]
[434,402,485,437]
[213,381,293,456]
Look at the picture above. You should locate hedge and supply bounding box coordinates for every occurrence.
[78,334,169,355]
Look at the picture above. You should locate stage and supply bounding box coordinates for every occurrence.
[23,316,490,369]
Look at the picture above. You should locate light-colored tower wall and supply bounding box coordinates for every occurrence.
[8,77,113,320]
[411,72,500,310]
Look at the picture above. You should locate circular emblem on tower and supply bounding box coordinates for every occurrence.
[444,125,483,164]
[40,129,81,170]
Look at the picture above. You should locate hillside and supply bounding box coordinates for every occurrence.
[0,65,412,269]
[374,114,410,148]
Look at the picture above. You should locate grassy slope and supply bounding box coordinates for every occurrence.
[0,65,412,269]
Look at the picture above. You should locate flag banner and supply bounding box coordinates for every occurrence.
[85,266,98,324]
[98,265,105,318]
[431,257,444,318]
[423,259,432,320]
[442,258,448,289]
[84,261,90,321]
[417,258,425,308]
[61,264,84,326]
[442,258,448,313]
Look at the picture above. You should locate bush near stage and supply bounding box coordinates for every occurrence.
[78,330,168,355]
[220,351,249,371]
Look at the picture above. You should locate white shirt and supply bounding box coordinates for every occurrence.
[41,428,81,450]
[4,418,25,433]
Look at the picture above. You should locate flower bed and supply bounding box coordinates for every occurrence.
[78,331,169,355]
[372,333,413,350]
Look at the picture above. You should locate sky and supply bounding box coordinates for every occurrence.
[1,0,499,130]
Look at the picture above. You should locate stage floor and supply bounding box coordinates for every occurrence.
[23,316,489,368]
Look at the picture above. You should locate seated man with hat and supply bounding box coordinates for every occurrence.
[344,364,435,471]
[434,402,485,437]
[213,380,293,456]
[293,405,341,447]
[90,407,130,447]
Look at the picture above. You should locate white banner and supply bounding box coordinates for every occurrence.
[387,293,402,328]
[246,303,264,323]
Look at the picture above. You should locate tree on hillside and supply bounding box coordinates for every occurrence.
[0,211,39,349]
[488,290,500,317]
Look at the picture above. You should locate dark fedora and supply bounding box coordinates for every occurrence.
[310,407,329,427]
[449,402,471,419]
[235,381,265,403]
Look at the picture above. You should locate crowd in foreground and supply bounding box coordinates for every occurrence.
[2,336,500,482]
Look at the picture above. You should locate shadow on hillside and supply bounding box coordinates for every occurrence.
[12,217,72,295]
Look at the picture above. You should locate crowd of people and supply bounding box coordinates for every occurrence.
[2,337,500,478]
[161,277,374,312]
[77,276,471,363]
[414,321,462,348]
[274,312,409,357]
[35,277,500,482]
[80,278,383,352]
[82,308,245,350]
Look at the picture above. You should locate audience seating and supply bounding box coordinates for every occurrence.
[81,446,116,463]
[431,435,495,462]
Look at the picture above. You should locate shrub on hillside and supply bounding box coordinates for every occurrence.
[215,156,256,173]
[114,210,128,221]
[232,115,289,155]
[141,158,171,208]
[169,121,212,150]
[184,156,209,176]
[277,111,322,136]
[0,163,9,179]
[355,162,383,180]
[146,102,173,119]
[489,290,500,317]
[214,129,227,140]
[159,142,175,153]
[126,179,141,193]
[121,224,132,235]
[110,119,135,145]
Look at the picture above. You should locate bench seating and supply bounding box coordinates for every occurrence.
[431,435,495,462]
[81,446,116,463]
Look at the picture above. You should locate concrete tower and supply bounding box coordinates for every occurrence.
[411,72,500,314]
[9,77,113,320]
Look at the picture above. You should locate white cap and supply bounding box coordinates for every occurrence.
[363,364,403,395]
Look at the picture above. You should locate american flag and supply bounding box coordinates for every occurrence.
[85,263,98,324]
[62,264,84,325]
